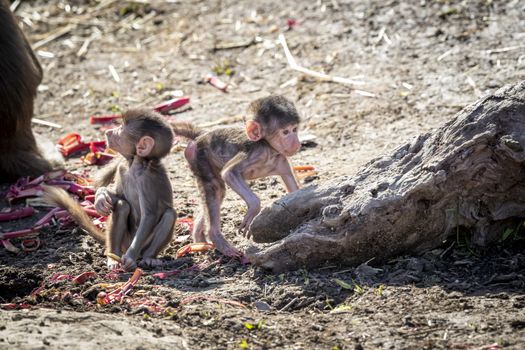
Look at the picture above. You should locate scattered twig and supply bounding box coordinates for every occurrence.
[374,27,391,45]
[37,50,55,58]
[437,48,455,61]
[332,268,354,275]
[9,0,21,12]
[440,241,455,258]
[131,12,156,28]
[32,118,62,129]
[278,34,374,96]
[77,31,101,58]
[92,0,119,12]
[180,295,246,308]
[353,89,376,97]
[108,65,120,83]
[279,297,298,312]
[33,24,76,50]
[280,77,298,88]
[214,37,259,51]
[485,45,525,55]
[315,265,338,271]
[398,326,447,337]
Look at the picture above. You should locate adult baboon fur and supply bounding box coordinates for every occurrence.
[0,0,52,182]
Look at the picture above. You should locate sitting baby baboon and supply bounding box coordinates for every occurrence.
[171,95,302,257]
[45,109,177,271]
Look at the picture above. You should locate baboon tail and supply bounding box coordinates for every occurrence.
[42,185,106,244]
[170,122,202,140]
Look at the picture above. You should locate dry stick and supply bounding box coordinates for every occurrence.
[77,31,101,58]
[9,0,21,12]
[374,27,391,45]
[32,0,120,55]
[280,77,298,88]
[278,34,375,97]
[180,295,246,308]
[32,118,62,129]
[214,37,258,51]
[437,48,455,62]
[131,12,156,28]
[77,38,92,57]
[279,297,299,312]
[92,0,119,12]
[33,24,76,50]
[439,241,455,258]
[44,0,119,27]
[486,45,525,54]
[108,64,120,83]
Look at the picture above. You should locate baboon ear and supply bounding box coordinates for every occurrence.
[136,136,155,157]
[246,120,263,141]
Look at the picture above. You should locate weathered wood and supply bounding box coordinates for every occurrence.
[248,81,525,272]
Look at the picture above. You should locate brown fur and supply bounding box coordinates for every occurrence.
[170,121,202,140]
[0,0,52,182]
[121,109,174,159]
[43,186,106,244]
[170,95,302,257]
[44,109,177,271]
[247,95,301,133]
[94,157,122,188]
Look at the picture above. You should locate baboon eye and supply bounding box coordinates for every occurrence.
[292,127,298,133]
[282,129,290,135]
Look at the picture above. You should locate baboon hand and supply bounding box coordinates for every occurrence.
[238,199,261,238]
[95,187,113,216]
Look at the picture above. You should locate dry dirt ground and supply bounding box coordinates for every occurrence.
[1,0,525,349]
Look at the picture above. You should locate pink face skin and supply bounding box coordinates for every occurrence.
[266,123,301,157]
[105,125,134,157]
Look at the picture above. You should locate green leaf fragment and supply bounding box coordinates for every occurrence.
[333,278,353,290]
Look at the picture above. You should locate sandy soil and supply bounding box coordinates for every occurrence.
[1,0,525,349]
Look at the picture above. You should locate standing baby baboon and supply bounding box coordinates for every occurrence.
[0,0,52,182]
[45,109,177,271]
[171,95,302,257]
